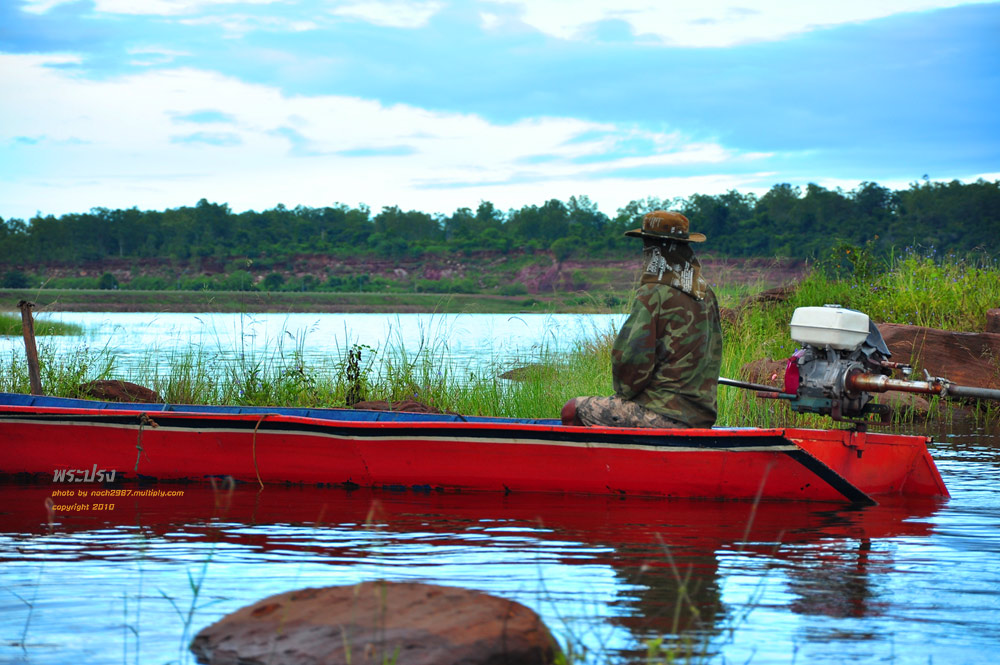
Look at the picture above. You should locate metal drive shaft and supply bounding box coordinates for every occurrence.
[847,373,1000,401]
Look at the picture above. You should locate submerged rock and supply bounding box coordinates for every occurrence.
[190,580,559,665]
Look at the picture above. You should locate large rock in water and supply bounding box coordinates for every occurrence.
[876,324,1000,390]
[190,581,559,665]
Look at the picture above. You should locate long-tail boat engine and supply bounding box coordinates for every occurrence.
[721,304,1000,425]
[783,306,895,421]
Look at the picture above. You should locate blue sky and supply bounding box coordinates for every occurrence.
[1,0,998,220]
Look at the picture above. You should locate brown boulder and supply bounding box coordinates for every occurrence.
[190,581,559,665]
[740,285,794,308]
[78,380,161,403]
[876,323,1000,390]
[987,308,1000,334]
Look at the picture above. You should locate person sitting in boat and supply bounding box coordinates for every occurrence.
[561,210,723,429]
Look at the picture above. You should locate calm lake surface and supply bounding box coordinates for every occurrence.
[2,312,1000,664]
[2,311,626,378]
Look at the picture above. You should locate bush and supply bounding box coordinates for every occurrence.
[2,270,29,288]
[499,283,528,296]
[98,272,119,290]
[323,274,370,292]
[550,237,574,262]
[286,275,319,292]
[44,276,99,289]
[122,275,169,290]
[261,272,286,291]
[215,269,256,291]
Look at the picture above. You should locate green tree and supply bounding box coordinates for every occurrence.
[374,206,442,243]
[550,237,575,262]
[2,270,29,288]
[261,272,286,291]
[98,272,119,290]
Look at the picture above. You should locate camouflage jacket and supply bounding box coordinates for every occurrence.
[611,283,723,428]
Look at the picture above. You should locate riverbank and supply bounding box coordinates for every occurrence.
[1,254,806,313]
[0,281,751,315]
[0,288,571,314]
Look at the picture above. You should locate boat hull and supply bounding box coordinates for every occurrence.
[0,393,949,504]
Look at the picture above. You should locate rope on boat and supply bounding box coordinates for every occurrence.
[134,413,158,473]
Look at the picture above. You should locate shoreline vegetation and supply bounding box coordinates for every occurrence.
[0,281,756,315]
[2,247,998,429]
[0,253,803,313]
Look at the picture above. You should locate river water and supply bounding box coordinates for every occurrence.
[1,311,626,379]
[2,313,1000,664]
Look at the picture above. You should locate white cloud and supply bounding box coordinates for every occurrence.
[0,54,769,218]
[177,14,320,37]
[328,0,444,28]
[481,0,998,47]
[22,0,283,16]
[22,0,444,27]
[21,0,993,44]
[20,0,68,13]
[102,0,281,16]
[127,46,192,66]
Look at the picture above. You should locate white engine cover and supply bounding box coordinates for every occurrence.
[790,305,870,351]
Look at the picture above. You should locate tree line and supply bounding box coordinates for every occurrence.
[1,179,998,269]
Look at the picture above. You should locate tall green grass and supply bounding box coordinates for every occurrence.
[794,249,1000,331]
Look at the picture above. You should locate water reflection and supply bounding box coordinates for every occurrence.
[2,398,1000,663]
[0,483,947,664]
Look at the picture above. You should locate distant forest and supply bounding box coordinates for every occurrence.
[2,179,998,269]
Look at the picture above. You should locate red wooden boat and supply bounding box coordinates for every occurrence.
[0,392,948,505]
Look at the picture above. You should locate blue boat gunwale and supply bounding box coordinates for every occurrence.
[0,391,784,436]
[0,391,561,425]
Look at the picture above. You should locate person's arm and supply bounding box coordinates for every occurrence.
[612,288,661,400]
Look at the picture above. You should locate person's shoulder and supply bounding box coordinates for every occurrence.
[703,285,722,308]
[633,282,672,307]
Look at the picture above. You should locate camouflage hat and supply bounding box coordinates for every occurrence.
[625,210,706,243]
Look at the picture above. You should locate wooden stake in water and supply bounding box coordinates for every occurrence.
[18,300,43,396]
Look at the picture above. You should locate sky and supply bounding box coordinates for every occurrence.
[1,0,998,221]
